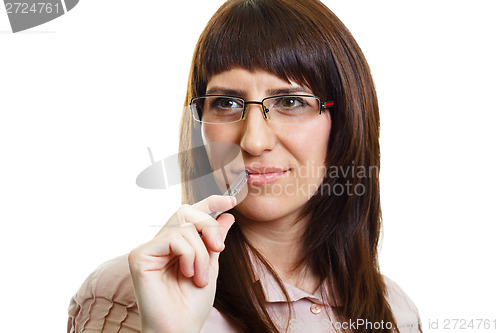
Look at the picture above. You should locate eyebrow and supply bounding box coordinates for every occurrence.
[205,88,244,96]
[205,86,312,97]
[267,87,312,95]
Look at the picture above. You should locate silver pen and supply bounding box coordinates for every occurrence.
[210,170,249,219]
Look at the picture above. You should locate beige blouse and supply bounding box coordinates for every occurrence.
[68,255,421,332]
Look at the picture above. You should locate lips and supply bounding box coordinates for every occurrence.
[244,166,290,185]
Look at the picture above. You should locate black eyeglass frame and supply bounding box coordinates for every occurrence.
[190,94,335,124]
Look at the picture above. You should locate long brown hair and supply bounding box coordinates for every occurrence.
[179,0,397,332]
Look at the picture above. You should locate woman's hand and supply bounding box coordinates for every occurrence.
[128,195,237,333]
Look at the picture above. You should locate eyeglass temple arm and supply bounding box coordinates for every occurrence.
[320,101,334,114]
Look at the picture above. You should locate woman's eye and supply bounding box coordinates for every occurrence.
[217,98,241,108]
[280,97,305,108]
[282,98,297,107]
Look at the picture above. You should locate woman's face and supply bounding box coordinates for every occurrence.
[201,68,331,223]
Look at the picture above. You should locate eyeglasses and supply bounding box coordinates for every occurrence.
[190,95,334,124]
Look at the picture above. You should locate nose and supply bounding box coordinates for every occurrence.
[239,104,277,156]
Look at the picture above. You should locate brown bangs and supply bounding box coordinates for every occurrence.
[192,0,341,100]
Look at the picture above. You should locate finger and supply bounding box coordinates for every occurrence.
[128,235,184,274]
[171,205,225,253]
[217,213,236,240]
[181,224,211,287]
[208,213,236,269]
[202,212,235,252]
[170,197,237,252]
[191,195,237,216]
[157,204,214,236]
[196,217,226,252]
[167,235,195,278]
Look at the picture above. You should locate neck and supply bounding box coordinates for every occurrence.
[234,211,320,293]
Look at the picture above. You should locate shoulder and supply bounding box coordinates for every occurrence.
[68,254,140,333]
[383,275,422,333]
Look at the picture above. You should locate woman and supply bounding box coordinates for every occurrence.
[68,0,421,332]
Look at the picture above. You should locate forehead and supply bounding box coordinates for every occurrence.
[205,68,312,95]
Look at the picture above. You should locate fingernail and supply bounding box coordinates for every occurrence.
[230,196,237,206]
[203,271,209,284]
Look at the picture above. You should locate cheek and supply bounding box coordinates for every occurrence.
[201,125,215,144]
[284,115,331,166]
[201,124,239,144]
[312,113,332,158]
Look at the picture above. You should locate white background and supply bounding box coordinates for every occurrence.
[1,1,499,332]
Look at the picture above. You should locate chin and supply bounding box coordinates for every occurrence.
[234,195,305,223]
